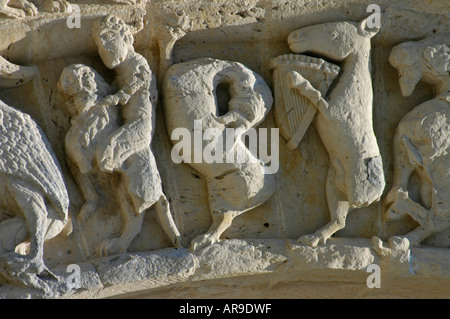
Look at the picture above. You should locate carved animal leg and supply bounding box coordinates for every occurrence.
[154,194,183,248]
[385,136,416,211]
[298,165,351,247]
[7,0,38,16]
[96,180,144,257]
[190,210,236,251]
[1,182,48,275]
[0,217,28,256]
[75,173,100,223]
[42,0,71,13]
[0,2,25,18]
[388,192,428,226]
[388,193,447,248]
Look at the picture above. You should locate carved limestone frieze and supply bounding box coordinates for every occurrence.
[0,0,448,299]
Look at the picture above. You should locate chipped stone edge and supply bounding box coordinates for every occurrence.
[0,238,448,299]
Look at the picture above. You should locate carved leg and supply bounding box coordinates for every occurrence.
[7,0,37,15]
[190,210,235,252]
[42,0,71,13]
[388,191,428,226]
[0,181,48,275]
[96,180,144,257]
[384,133,425,220]
[389,227,433,249]
[154,194,183,248]
[0,3,25,18]
[298,165,351,247]
[75,173,100,223]
[0,217,28,256]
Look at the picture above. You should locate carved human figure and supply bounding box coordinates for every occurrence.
[163,58,276,251]
[382,34,449,249]
[59,64,182,256]
[78,15,182,255]
[285,18,386,247]
[0,0,71,18]
[0,57,69,289]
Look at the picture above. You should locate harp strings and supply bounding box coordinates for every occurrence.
[278,64,314,135]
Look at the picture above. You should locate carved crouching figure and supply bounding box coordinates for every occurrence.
[163,58,276,251]
[286,18,386,247]
[0,58,69,289]
[381,35,450,249]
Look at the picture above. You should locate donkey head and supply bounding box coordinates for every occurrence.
[287,17,379,61]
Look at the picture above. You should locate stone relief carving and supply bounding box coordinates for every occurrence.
[0,57,69,291]
[275,18,386,247]
[62,15,181,257]
[162,58,276,251]
[381,34,449,249]
[0,1,448,299]
[0,0,71,18]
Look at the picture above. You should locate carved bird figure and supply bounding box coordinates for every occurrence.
[0,56,69,289]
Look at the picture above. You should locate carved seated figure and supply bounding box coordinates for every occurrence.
[382,34,450,249]
[59,64,182,257]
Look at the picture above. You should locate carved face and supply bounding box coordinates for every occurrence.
[94,28,129,69]
[287,19,378,61]
[58,65,100,114]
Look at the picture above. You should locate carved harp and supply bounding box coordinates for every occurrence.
[270,54,340,150]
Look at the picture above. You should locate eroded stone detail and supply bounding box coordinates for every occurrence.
[0,57,69,292]
[382,34,449,249]
[279,18,386,247]
[162,58,276,251]
[0,1,447,299]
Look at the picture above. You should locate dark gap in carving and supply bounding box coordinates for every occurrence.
[216,82,231,116]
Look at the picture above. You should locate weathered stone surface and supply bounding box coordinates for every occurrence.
[0,0,448,299]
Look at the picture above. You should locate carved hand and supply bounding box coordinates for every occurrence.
[213,110,250,130]
[98,141,118,172]
[99,94,120,107]
[287,71,322,103]
[287,70,330,116]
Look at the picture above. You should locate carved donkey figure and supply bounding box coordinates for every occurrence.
[286,18,385,247]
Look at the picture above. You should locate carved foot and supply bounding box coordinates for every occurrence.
[0,252,45,276]
[388,236,411,250]
[174,235,184,249]
[371,236,390,256]
[0,7,26,18]
[96,237,127,257]
[297,233,327,247]
[190,233,219,252]
[42,0,72,13]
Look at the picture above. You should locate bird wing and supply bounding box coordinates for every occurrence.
[0,101,69,220]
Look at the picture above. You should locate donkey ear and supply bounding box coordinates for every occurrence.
[357,16,380,38]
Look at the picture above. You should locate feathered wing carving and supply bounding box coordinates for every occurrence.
[0,100,69,221]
